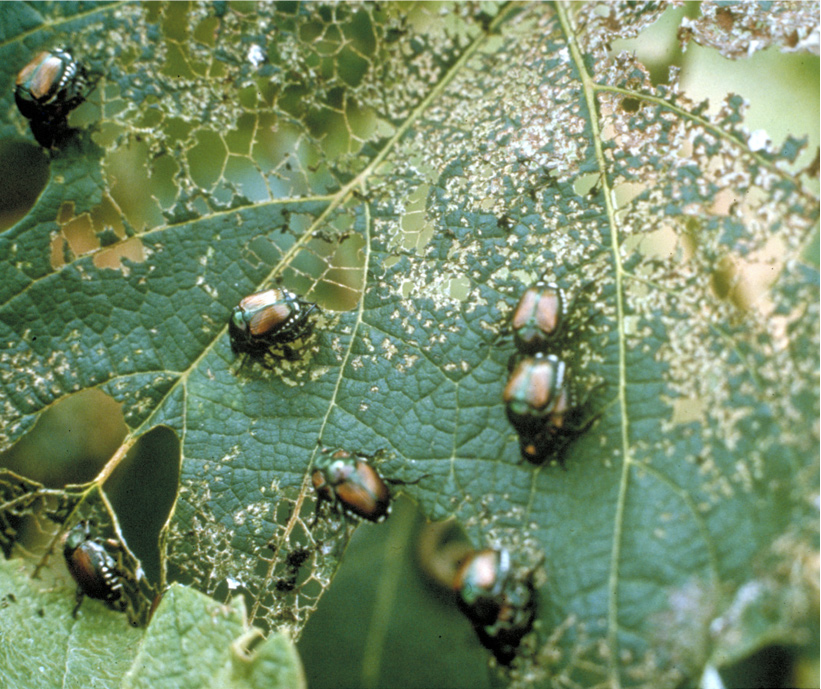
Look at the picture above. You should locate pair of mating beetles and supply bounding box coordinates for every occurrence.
[503,279,601,465]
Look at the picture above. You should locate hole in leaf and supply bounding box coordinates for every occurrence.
[620,97,640,113]
[188,129,229,189]
[670,397,705,426]
[803,227,821,268]
[397,184,435,253]
[633,226,691,263]
[105,141,165,231]
[573,173,600,197]
[719,644,803,689]
[609,5,688,86]
[104,425,180,583]
[345,8,376,56]
[151,154,181,209]
[0,140,50,232]
[253,119,317,197]
[712,246,784,313]
[679,43,819,171]
[51,195,145,272]
[279,231,366,312]
[338,45,369,87]
[449,276,471,302]
[224,155,269,203]
[0,390,127,487]
[193,15,220,47]
[317,234,367,311]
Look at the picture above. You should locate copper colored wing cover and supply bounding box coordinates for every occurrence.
[18,53,60,99]
[335,462,390,520]
[66,547,108,599]
[248,302,289,336]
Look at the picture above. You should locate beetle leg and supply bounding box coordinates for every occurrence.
[310,494,329,528]
[566,381,608,428]
[72,587,84,618]
[552,436,574,469]
[384,473,429,487]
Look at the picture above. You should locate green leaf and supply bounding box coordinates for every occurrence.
[0,554,302,689]
[0,2,817,687]
[124,584,305,689]
[0,556,142,689]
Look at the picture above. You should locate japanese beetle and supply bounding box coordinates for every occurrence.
[455,548,512,623]
[312,450,392,523]
[503,354,604,466]
[15,48,90,147]
[453,548,537,666]
[511,281,567,354]
[229,288,317,364]
[63,522,126,617]
[505,353,604,465]
[503,353,571,438]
